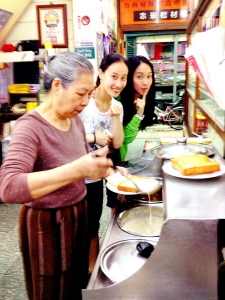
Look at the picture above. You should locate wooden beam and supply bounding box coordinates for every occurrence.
[0,0,31,45]
[120,22,187,33]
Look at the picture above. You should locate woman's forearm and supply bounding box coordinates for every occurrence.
[86,133,95,143]
[111,115,124,148]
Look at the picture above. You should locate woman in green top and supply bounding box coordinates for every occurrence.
[106,55,156,208]
[119,55,156,161]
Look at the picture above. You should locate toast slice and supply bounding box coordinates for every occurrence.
[106,173,139,193]
[171,154,220,176]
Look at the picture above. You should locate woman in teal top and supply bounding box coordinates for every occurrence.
[119,55,156,161]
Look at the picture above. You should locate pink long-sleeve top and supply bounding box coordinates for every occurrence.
[0,111,88,209]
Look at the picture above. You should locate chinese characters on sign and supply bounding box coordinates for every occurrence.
[120,0,187,25]
[134,9,187,21]
[122,0,187,8]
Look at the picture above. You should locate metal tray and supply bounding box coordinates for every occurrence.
[100,239,157,283]
[117,205,164,237]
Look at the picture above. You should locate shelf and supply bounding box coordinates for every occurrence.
[186,0,212,34]
[187,87,196,99]
[188,81,196,89]
[186,0,225,156]
[198,87,213,100]
[196,100,225,131]
[9,92,38,95]
[0,112,25,116]
[0,51,35,62]
[156,84,185,87]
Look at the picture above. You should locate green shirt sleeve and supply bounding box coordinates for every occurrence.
[123,115,141,144]
[120,115,141,161]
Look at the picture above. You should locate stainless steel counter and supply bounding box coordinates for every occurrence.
[82,148,225,300]
[87,202,160,290]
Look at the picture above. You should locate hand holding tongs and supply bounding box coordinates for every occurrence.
[92,150,142,192]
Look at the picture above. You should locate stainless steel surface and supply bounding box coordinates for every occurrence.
[163,150,225,220]
[83,146,223,300]
[83,219,218,300]
[100,239,157,283]
[86,156,163,290]
[151,143,214,159]
[117,204,164,237]
[87,206,159,290]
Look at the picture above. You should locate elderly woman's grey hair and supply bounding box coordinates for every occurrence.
[44,52,94,92]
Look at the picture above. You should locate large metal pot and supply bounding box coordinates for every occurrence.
[117,204,164,237]
[150,138,214,159]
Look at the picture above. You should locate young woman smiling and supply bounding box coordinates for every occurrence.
[106,55,156,209]
[79,53,129,272]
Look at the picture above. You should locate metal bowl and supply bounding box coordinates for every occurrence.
[131,177,163,204]
[132,189,163,204]
[117,204,164,237]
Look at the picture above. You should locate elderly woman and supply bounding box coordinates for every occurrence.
[0,52,113,300]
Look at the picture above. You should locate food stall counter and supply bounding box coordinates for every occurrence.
[82,145,224,300]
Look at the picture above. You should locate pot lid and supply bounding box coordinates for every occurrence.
[100,239,157,283]
[150,138,214,159]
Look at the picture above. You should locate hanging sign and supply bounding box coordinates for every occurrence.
[120,0,187,25]
[75,47,95,59]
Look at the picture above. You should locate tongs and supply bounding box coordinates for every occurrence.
[92,150,143,193]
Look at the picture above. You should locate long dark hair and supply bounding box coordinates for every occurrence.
[95,53,129,86]
[120,55,156,130]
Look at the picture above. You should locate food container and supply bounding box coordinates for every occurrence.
[128,177,163,204]
[26,101,37,111]
[117,204,164,237]
[132,187,163,204]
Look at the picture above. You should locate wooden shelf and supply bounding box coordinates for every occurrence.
[0,112,25,116]
[186,0,225,156]
[195,100,225,132]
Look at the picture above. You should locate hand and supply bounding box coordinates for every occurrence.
[109,103,123,117]
[115,166,131,177]
[95,130,113,146]
[105,166,130,178]
[134,89,147,116]
[82,146,113,180]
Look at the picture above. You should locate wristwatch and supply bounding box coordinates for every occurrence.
[135,114,145,120]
